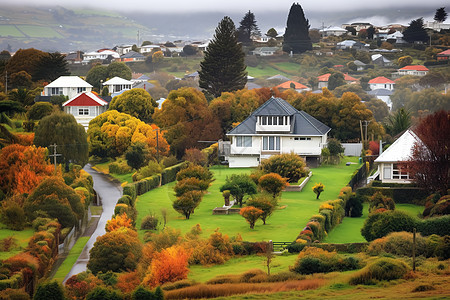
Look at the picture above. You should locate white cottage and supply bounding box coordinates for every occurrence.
[227,97,331,168]
[103,77,133,96]
[42,76,93,98]
[374,130,421,184]
[62,92,109,130]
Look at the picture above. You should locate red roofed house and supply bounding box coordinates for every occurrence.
[63,92,109,130]
[317,73,358,89]
[276,81,310,92]
[368,76,395,91]
[397,65,429,76]
[437,49,450,61]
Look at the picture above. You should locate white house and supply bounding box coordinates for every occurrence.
[397,65,429,76]
[386,31,406,44]
[115,45,133,56]
[368,76,395,91]
[319,26,347,37]
[367,89,394,110]
[83,50,120,62]
[374,129,420,184]
[62,92,109,130]
[140,45,162,54]
[103,77,133,96]
[42,76,93,98]
[226,97,331,168]
[251,47,279,56]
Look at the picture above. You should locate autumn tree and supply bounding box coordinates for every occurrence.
[369,191,395,213]
[183,148,207,166]
[282,3,312,54]
[105,213,133,232]
[364,98,389,122]
[199,16,247,98]
[312,183,324,199]
[240,206,263,229]
[176,164,213,183]
[434,7,448,23]
[87,228,142,274]
[220,174,257,207]
[143,245,190,287]
[153,87,221,158]
[5,48,47,79]
[403,18,429,43]
[260,153,308,183]
[173,190,203,219]
[24,177,84,228]
[237,11,260,46]
[108,88,158,123]
[408,110,449,194]
[0,144,54,195]
[397,56,413,68]
[246,194,277,225]
[34,112,88,168]
[258,173,287,199]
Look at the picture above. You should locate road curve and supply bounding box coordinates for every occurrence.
[63,164,122,282]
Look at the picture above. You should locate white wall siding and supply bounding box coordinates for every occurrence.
[228,156,259,168]
[230,136,261,155]
[282,136,323,155]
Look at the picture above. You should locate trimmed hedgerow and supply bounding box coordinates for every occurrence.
[161,162,189,185]
[361,210,416,242]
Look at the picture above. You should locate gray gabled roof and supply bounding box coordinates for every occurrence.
[120,51,144,59]
[227,97,330,136]
[267,74,290,81]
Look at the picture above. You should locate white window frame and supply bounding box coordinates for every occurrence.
[78,108,89,116]
[262,136,280,151]
[392,163,409,180]
[235,136,252,147]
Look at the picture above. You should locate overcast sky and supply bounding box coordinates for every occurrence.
[4,0,448,13]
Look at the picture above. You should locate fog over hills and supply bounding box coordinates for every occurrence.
[0,4,439,52]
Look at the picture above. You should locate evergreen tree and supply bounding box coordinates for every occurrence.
[282,3,312,54]
[237,11,261,46]
[434,7,447,23]
[367,26,375,40]
[403,18,429,43]
[199,16,247,98]
[34,52,70,82]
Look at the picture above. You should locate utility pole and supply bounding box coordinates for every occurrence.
[155,128,159,163]
[5,70,7,94]
[137,30,140,47]
[48,143,62,174]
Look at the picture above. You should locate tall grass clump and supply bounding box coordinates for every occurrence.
[349,257,410,285]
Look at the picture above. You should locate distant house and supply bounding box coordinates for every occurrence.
[317,73,358,89]
[371,54,392,67]
[275,81,310,92]
[251,47,279,56]
[140,45,161,54]
[120,51,145,62]
[133,81,155,91]
[336,40,369,50]
[353,60,366,71]
[41,76,93,98]
[115,45,133,56]
[103,77,133,96]
[424,21,450,32]
[64,51,83,64]
[83,50,120,63]
[62,92,109,130]
[319,26,347,37]
[226,97,330,168]
[374,129,421,184]
[398,65,429,76]
[437,49,450,61]
[386,31,406,44]
[367,89,394,110]
[368,76,395,91]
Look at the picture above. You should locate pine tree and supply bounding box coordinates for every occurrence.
[34,52,69,82]
[199,16,247,98]
[282,3,312,54]
[434,7,448,23]
[237,11,261,46]
[403,18,429,43]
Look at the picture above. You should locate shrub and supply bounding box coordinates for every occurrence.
[31,217,57,231]
[246,194,277,225]
[162,155,179,168]
[367,231,430,257]
[258,173,287,198]
[0,202,26,231]
[369,191,395,213]
[240,206,263,229]
[86,286,122,300]
[291,247,361,274]
[133,161,163,182]
[349,258,409,285]
[435,235,450,260]
[141,214,159,230]
[345,194,363,217]
[312,183,324,199]
[161,162,189,185]
[123,185,137,203]
[33,281,65,300]
[117,195,131,206]
[259,153,308,183]
[361,210,416,242]
[183,148,207,166]
[0,288,30,299]
[109,159,132,175]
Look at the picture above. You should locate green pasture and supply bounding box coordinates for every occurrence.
[135,157,360,242]
[188,254,298,283]
[0,227,34,260]
[324,203,424,243]
[17,25,63,38]
[0,25,25,37]
[247,65,293,78]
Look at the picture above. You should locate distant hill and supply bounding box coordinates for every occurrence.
[0,4,436,52]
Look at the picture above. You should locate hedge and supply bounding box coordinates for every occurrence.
[417,215,450,236]
[287,242,368,254]
[135,174,161,196]
[357,186,428,205]
[0,273,23,291]
[161,162,189,185]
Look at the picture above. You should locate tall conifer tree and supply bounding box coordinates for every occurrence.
[434,7,447,23]
[403,18,429,43]
[199,16,247,98]
[237,11,261,46]
[282,3,312,54]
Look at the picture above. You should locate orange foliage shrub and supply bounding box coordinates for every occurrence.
[143,245,191,287]
[15,133,34,146]
[105,213,133,232]
[240,206,263,229]
[65,272,104,299]
[116,271,141,294]
[0,144,55,195]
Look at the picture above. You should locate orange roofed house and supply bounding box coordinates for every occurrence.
[317,73,358,89]
[63,92,109,130]
[397,65,429,76]
[276,81,310,92]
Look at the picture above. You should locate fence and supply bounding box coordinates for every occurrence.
[348,163,367,190]
[342,143,363,156]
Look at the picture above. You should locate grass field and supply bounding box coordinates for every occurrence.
[0,227,34,260]
[92,162,134,185]
[0,25,25,37]
[52,236,90,283]
[323,203,424,243]
[17,25,63,38]
[247,66,293,78]
[135,157,361,242]
[188,254,298,283]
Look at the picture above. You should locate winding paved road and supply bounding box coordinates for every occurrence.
[63,164,122,282]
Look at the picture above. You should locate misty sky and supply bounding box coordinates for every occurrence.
[4,0,448,13]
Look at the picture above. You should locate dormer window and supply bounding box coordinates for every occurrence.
[257,116,290,126]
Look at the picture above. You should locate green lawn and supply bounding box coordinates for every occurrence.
[188,254,298,283]
[17,25,63,38]
[136,157,361,242]
[93,162,133,185]
[247,66,293,78]
[0,25,25,37]
[323,203,424,243]
[52,236,90,283]
[0,227,34,260]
